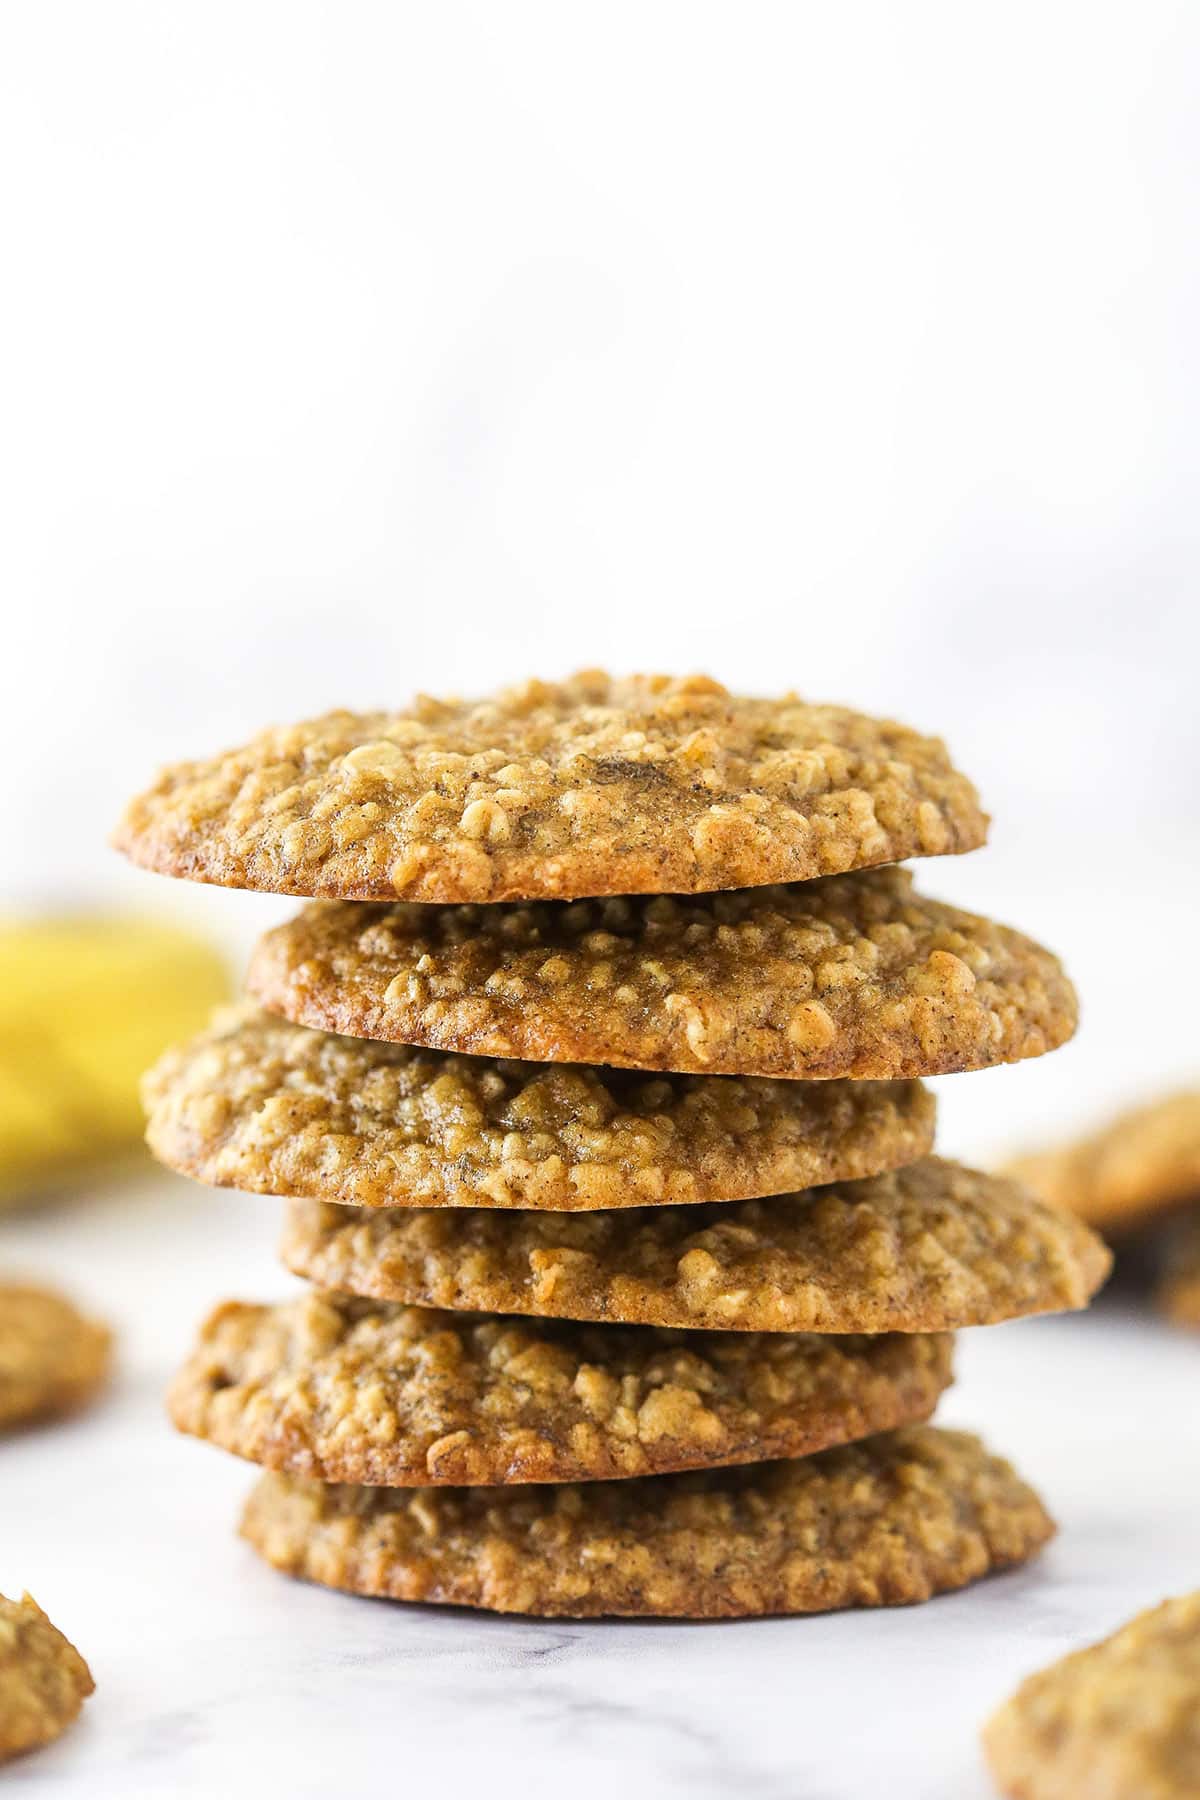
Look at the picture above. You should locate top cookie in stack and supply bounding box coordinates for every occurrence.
[123,674,1105,1622]
[113,670,988,902]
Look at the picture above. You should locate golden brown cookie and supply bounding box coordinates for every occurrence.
[248,868,1076,1082]
[1008,1090,1200,1235]
[113,673,988,903]
[1157,1213,1200,1330]
[0,1284,112,1433]
[983,1590,1200,1799]
[169,1290,953,1486]
[281,1158,1110,1333]
[145,1005,935,1210]
[0,1594,94,1763]
[241,1424,1053,1620]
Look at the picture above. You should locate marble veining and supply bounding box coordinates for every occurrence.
[1,1179,1196,1799]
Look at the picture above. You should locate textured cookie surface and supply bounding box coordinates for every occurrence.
[241,1424,1052,1620]
[282,1158,1110,1333]
[1009,1090,1200,1234]
[0,1285,112,1433]
[113,673,987,903]
[169,1291,953,1485]
[249,868,1076,1081]
[984,1590,1200,1800]
[0,1594,94,1763]
[145,1006,935,1210]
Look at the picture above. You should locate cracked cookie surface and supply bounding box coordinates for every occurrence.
[281,1157,1110,1333]
[0,1284,112,1433]
[249,868,1076,1081]
[241,1424,1052,1619]
[984,1590,1200,1800]
[145,1006,935,1210]
[0,1594,94,1763]
[170,1291,953,1485]
[1009,1090,1200,1235]
[113,673,987,903]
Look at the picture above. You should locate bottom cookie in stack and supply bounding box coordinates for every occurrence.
[169,1297,1046,1620]
[240,1426,1053,1621]
[167,1157,1108,1620]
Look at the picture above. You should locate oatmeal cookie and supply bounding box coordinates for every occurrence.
[0,1284,112,1433]
[241,1424,1053,1619]
[0,1594,93,1763]
[984,1590,1200,1799]
[113,674,987,903]
[144,1006,935,1210]
[249,868,1076,1081]
[1009,1090,1200,1235]
[281,1158,1110,1333]
[170,1291,953,1485]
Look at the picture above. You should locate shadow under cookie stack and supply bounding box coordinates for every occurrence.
[118,673,1110,1621]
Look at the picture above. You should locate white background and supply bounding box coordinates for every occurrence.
[1,5,1198,1796]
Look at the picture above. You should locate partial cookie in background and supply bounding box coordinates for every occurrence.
[241,1424,1053,1620]
[984,1589,1200,1799]
[1157,1213,1200,1330]
[1008,1089,1200,1235]
[145,1006,936,1210]
[281,1159,1110,1334]
[248,869,1076,1081]
[170,1291,953,1485]
[0,1594,94,1763]
[112,673,988,903]
[0,1284,112,1433]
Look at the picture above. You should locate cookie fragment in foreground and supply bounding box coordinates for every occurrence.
[143,1005,936,1211]
[170,1291,954,1485]
[241,1424,1053,1619]
[0,1284,112,1433]
[0,1594,94,1763]
[984,1589,1200,1799]
[113,673,988,902]
[281,1159,1111,1334]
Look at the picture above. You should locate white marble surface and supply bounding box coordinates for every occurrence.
[2,1170,1196,1800]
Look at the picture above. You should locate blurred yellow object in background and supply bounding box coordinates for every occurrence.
[0,916,230,1207]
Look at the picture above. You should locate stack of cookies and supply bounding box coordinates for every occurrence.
[118,673,1109,1620]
